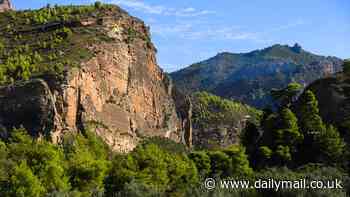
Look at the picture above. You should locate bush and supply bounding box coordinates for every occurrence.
[104,143,198,196]
[343,60,350,74]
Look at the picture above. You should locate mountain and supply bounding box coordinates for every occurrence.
[170,44,343,108]
[0,4,191,152]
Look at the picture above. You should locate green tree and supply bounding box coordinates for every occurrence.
[343,59,350,74]
[295,90,345,165]
[105,143,198,196]
[188,151,211,177]
[207,145,253,178]
[5,128,70,194]
[271,82,303,108]
[207,151,231,178]
[319,125,346,164]
[258,146,273,167]
[9,161,45,197]
[295,90,326,163]
[223,145,253,177]
[62,132,109,194]
[256,108,302,167]
[275,145,292,164]
[297,90,325,136]
[274,108,303,148]
[94,1,102,9]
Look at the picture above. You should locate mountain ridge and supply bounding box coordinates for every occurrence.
[171,43,343,108]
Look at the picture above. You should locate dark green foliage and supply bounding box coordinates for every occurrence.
[343,59,350,74]
[271,82,303,107]
[295,90,345,165]
[282,90,326,164]
[207,151,231,177]
[0,3,119,85]
[189,151,211,177]
[191,91,261,149]
[319,125,346,164]
[252,108,302,167]
[0,128,69,196]
[223,145,253,177]
[141,136,188,154]
[206,145,253,178]
[296,90,325,137]
[274,108,303,147]
[94,1,103,9]
[9,161,45,197]
[104,143,199,196]
[61,132,110,195]
[245,84,347,170]
[0,128,110,196]
[192,92,261,127]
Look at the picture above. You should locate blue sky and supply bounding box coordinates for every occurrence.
[12,0,350,72]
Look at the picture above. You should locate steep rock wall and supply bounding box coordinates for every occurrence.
[0,0,12,12]
[0,5,191,152]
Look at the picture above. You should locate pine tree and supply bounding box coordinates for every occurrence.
[319,125,345,164]
[343,59,350,75]
[295,90,345,165]
[275,108,303,148]
[271,82,303,108]
[296,90,325,163]
[297,90,325,137]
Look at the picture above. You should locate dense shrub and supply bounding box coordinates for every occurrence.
[104,143,198,196]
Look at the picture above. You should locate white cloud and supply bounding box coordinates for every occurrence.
[110,0,215,17]
[150,19,307,44]
[150,23,261,42]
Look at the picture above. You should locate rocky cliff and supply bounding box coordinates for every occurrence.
[190,92,261,149]
[0,0,12,12]
[0,4,190,152]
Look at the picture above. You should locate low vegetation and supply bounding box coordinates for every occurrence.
[192,91,261,129]
[0,2,149,85]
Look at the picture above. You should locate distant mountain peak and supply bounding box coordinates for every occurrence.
[291,43,303,53]
[171,44,343,109]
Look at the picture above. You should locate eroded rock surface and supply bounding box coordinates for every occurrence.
[0,0,12,12]
[0,5,191,152]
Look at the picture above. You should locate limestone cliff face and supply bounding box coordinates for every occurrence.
[0,0,12,12]
[0,5,190,152]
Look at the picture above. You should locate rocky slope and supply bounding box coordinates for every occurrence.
[0,0,12,12]
[171,44,343,108]
[0,4,191,152]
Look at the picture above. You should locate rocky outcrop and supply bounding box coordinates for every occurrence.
[0,79,55,138]
[0,0,12,12]
[171,83,193,148]
[0,5,191,152]
[189,92,261,149]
